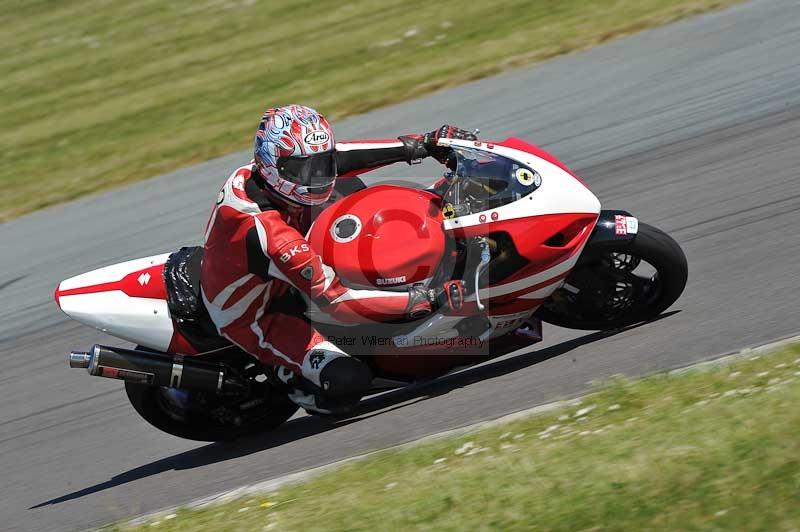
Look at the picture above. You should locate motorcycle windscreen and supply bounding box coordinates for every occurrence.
[441,147,543,216]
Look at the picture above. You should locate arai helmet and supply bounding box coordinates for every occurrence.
[254,105,336,206]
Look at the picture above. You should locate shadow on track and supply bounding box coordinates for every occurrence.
[31,314,678,509]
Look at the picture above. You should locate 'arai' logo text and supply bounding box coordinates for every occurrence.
[304,130,330,146]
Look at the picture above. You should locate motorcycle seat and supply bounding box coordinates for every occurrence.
[163,246,231,352]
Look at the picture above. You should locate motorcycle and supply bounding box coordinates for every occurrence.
[56,137,687,441]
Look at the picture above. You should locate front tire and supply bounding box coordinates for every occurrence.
[537,222,687,330]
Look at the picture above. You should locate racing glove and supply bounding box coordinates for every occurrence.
[398,125,478,165]
[425,125,478,163]
[406,280,466,319]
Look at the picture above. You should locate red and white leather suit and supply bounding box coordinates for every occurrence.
[200,139,425,390]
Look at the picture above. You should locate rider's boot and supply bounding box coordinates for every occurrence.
[275,357,372,416]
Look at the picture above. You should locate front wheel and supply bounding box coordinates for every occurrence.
[536,222,687,331]
[125,379,299,442]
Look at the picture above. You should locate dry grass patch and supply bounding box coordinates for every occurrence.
[1,0,740,221]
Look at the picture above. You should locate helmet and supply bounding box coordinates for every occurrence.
[254,105,337,206]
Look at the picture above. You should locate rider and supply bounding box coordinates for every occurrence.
[200,104,475,414]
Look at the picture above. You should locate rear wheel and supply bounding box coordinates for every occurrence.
[536,222,687,331]
[125,373,298,442]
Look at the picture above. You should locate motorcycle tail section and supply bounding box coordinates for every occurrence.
[54,253,176,351]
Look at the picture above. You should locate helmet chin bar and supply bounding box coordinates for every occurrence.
[286,182,333,206]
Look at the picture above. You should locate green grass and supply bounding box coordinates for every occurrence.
[1,0,740,222]
[113,342,800,531]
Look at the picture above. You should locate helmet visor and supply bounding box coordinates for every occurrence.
[277,153,336,191]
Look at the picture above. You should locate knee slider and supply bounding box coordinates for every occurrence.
[318,357,372,398]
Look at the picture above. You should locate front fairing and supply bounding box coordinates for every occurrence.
[440,146,543,217]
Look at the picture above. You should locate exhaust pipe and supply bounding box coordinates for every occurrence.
[68,344,246,394]
[69,351,92,369]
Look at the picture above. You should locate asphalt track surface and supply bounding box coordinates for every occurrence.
[2,1,799,529]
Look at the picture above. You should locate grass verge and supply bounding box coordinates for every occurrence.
[1,0,741,222]
[113,342,800,531]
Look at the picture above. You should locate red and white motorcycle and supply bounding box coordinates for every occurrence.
[56,137,687,441]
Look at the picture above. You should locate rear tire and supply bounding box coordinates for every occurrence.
[536,222,687,330]
[125,381,299,442]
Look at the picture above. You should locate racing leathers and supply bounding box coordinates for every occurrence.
[200,137,445,404]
